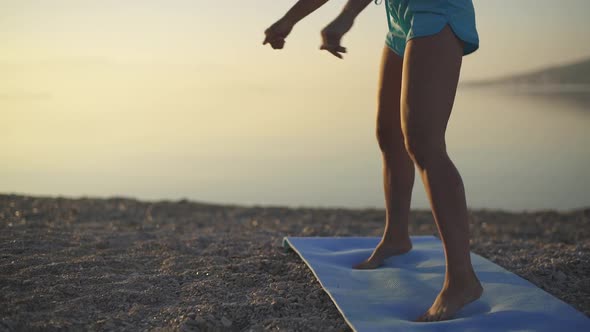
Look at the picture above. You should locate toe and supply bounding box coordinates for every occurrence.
[435,307,454,322]
[353,258,381,270]
[434,311,443,322]
[353,261,370,269]
[422,311,432,323]
[415,314,425,322]
[439,308,452,321]
[353,261,368,269]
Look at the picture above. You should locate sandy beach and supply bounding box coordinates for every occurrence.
[0,194,588,331]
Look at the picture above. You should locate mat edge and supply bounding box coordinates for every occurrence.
[282,236,590,326]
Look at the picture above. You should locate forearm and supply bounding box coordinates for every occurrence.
[340,0,374,20]
[282,0,331,24]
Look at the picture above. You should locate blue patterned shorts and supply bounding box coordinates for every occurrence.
[383,0,479,57]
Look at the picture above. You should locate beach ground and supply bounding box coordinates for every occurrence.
[1,194,588,331]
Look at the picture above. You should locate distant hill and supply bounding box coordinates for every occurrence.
[463,57,590,87]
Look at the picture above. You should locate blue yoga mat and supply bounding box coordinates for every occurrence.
[282,236,589,332]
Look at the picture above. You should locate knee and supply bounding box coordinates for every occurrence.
[403,130,446,169]
[376,120,405,157]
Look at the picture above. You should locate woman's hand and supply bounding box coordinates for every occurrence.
[263,18,294,50]
[320,11,354,59]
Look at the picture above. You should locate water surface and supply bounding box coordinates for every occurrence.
[2,81,588,211]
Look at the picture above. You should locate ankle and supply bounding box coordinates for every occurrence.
[381,233,411,245]
[444,269,481,289]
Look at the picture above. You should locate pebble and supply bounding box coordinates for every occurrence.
[3,195,590,330]
[221,316,232,327]
[181,317,208,332]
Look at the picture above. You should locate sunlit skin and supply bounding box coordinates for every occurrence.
[264,0,483,322]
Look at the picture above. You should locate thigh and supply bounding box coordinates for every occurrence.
[400,25,463,147]
[376,44,404,142]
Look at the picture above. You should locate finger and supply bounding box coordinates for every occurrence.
[319,43,339,51]
[320,43,346,52]
[263,34,270,45]
[271,39,285,49]
[325,45,346,53]
[328,49,343,59]
[265,36,282,47]
[322,33,342,49]
[320,44,344,58]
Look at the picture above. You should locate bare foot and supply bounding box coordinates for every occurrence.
[353,238,412,269]
[416,272,483,322]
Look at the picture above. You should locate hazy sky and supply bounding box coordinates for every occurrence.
[1,1,590,208]
[2,0,590,79]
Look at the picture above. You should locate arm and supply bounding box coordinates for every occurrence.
[263,0,332,49]
[282,0,373,25]
[339,0,374,21]
[319,0,374,58]
[282,0,331,25]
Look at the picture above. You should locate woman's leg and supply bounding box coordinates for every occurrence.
[353,45,415,270]
[400,25,482,321]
